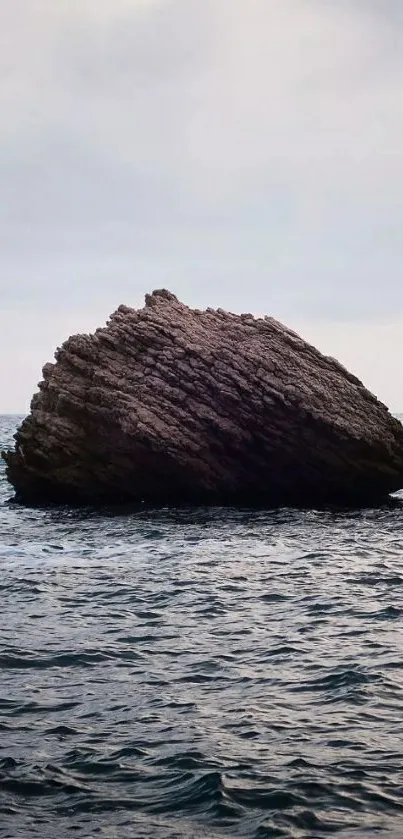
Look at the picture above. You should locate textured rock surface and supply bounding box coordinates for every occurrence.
[3,289,403,505]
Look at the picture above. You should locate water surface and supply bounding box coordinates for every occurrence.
[1,414,403,838]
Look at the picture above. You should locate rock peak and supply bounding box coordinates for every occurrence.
[145,289,179,307]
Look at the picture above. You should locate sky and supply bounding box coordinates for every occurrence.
[1,0,402,413]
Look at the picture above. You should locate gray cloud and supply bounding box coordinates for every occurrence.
[0,0,402,411]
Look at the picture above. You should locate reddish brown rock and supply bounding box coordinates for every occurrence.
[3,289,403,505]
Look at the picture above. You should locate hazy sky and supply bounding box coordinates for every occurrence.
[1,0,402,412]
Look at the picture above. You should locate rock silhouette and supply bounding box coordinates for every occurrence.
[3,289,403,505]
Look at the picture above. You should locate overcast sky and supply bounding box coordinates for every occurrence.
[1,0,402,413]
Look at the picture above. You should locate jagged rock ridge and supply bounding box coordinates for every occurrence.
[3,289,403,505]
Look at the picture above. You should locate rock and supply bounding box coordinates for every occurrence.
[3,289,403,505]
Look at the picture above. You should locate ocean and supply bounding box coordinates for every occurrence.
[1,413,403,838]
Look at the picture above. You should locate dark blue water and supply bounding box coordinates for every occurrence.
[1,415,403,838]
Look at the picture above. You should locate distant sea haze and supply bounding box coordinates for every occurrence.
[1,415,403,837]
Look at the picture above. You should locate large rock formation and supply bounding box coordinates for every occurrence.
[3,289,403,505]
